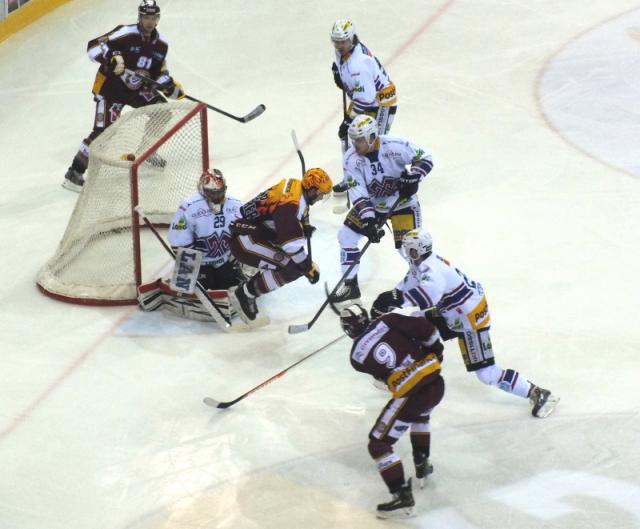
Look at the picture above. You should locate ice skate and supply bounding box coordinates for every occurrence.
[229,283,258,323]
[328,278,361,306]
[528,384,559,418]
[413,451,433,489]
[62,167,85,193]
[376,478,415,519]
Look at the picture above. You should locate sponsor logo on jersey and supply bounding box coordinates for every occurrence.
[172,218,187,230]
[130,46,141,52]
[192,208,211,219]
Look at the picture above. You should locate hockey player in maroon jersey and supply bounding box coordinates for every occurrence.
[339,304,445,519]
[228,168,333,325]
[63,0,185,192]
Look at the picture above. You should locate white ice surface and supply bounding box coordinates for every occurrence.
[1,1,639,529]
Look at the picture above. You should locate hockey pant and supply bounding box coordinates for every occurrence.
[229,233,304,296]
[367,375,444,493]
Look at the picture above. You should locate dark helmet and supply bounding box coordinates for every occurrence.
[138,0,160,17]
[339,304,370,338]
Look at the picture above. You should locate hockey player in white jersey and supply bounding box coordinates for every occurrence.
[330,19,398,194]
[137,169,245,321]
[328,114,434,305]
[372,229,559,418]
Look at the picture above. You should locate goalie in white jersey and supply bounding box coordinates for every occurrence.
[372,229,560,418]
[330,19,398,193]
[328,114,434,305]
[138,169,245,321]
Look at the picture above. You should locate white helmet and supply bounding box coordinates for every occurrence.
[402,229,433,263]
[348,114,378,150]
[331,19,355,43]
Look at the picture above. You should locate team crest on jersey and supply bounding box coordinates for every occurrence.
[369,177,398,198]
[203,232,231,258]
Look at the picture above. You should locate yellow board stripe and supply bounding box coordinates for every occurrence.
[0,0,74,45]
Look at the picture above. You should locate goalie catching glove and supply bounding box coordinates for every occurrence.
[160,77,185,100]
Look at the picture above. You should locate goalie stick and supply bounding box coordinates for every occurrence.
[134,206,232,331]
[203,335,345,409]
[127,70,266,123]
[288,196,403,334]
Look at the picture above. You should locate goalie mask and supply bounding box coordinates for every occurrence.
[402,229,433,264]
[302,167,333,205]
[340,304,370,338]
[198,169,226,214]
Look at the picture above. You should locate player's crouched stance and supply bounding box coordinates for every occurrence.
[341,304,445,519]
[372,229,559,418]
[138,169,245,322]
[227,168,333,324]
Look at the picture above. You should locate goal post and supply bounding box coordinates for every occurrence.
[37,100,209,305]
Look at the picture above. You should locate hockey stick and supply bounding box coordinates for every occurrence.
[333,89,351,215]
[291,129,306,174]
[291,129,313,261]
[134,206,232,331]
[128,70,266,123]
[288,196,403,334]
[203,334,345,409]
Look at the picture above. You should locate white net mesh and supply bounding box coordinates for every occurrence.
[38,100,207,304]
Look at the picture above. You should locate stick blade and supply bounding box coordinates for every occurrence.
[203,397,233,409]
[242,104,266,122]
[288,323,311,334]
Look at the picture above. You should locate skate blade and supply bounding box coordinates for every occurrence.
[417,477,425,489]
[62,179,82,193]
[376,506,415,519]
[534,394,560,418]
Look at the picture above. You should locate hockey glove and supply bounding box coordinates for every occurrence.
[371,289,403,319]
[332,62,344,90]
[302,223,316,238]
[109,53,125,76]
[161,77,185,100]
[304,260,320,284]
[420,339,444,363]
[338,116,353,140]
[398,169,421,200]
[363,219,385,244]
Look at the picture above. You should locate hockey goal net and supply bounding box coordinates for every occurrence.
[37,100,209,305]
